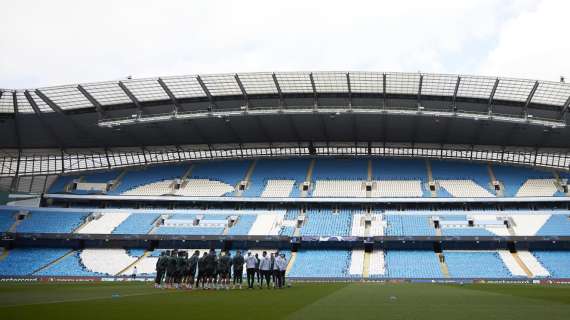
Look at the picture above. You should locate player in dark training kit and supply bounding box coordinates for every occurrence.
[232,250,245,289]
[217,251,232,290]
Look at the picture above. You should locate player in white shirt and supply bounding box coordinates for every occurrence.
[258,251,272,289]
[245,252,257,289]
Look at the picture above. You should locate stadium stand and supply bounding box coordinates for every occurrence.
[189,160,250,195]
[227,215,257,235]
[242,159,310,197]
[0,209,16,232]
[517,251,550,277]
[111,164,188,194]
[80,249,138,275]
[372,159,428,197]
[536,214,570,236]
[0,248,69,276]
[445,251,512,278]
[112,213,161,234]
[287,250,350,278]
[381,250,443,278]
[385,214,436,236]
[431,160,494,197]
[16,210,87,233]
[76,212,131,234]
[492,165,555,197]
[531,251,570,278]
[348,249,364,277]
[35,251,104,277]
[299,209,352,236]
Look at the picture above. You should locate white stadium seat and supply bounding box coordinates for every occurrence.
[261,180,295,197]
[175,179,234,197]
[437,180,494,197]
[371,180,423,197]
[516,179,559,197]
[312,180,366,197]
[77,212,131,234]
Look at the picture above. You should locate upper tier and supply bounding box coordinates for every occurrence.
[46,158,570,199]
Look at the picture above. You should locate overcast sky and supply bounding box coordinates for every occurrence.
[0,0,568,89]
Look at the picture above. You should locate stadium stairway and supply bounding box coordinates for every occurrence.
[32,249,75,275]
[301,159,316,197]
[117,250,150,276]
[426,160,437,197]
[511,252,533,277]
[363,251,371,278]
[108,169,128,193]
[436,252,450,278]
[517,251,550,277]
[487,165,503,197]
[146,215,164,235]
[0,248,7,262]
[236,160,257,197]
[8,218,22,233]
[285,251,297,276]
[181,165,194,181]
[71,214,93,233]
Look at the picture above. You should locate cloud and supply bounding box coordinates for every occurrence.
[478,0,570,81]
[0,0,551,88]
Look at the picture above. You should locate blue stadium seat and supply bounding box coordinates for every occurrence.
[0,248,70,276]
[111,164,189,194]
[382,250,443,278]
[536,215,570,236]
[35,251,104,277]
[242,159,310,197]
[299,209,352,236]
[312,159,368,180]
[288,250,350,278]
[227,215,257,235]
[445,251,512,278]
[532,251,570,278]
[16,210,87,233]
[385,214,436,236]
[492,165,554,197]
[113,213,160,234]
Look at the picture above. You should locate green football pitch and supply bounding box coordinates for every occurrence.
[1,282,569,320]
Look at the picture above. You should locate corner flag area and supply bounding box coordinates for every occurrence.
[1,282,569,320]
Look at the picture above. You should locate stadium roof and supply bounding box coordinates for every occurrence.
[1,71,570,150]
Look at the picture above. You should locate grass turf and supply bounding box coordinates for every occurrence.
[0,282,569,320]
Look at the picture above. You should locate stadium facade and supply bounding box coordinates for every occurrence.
[0,71,569,281]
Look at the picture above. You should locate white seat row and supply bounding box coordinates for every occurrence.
[498,250,527,276]
[80,249,137,275]
[350,214,366,237]
[312,180,366,197]
[248,213,284,236]
[518,251,550,277]
[261,180,295,197]
[348,249,364,276]
[516,179,559,197]
[122,180,173,196]
[371,180,423,197]
[77,212,131,234]
[175,179,234,197]
[369,250,386,275]
[437,180,494,197]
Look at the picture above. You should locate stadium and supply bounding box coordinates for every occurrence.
[1,71,570,318]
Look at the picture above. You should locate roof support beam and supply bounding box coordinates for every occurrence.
[524,81,539,118]
[35,90,64,114]
[346,72,352,108]
[488,78,500,115]
[561,95,570,119]
[118,81,143,115]
[77,84,106,118]
[11,92,21,151]
[234,74,248,108]
[382,73,387,108]
[24,90,65,149]
[452,76,461,112]
[196,75,215,111]
[417,74,423,109]
[272,73,284,108]
[157,78,180,114]
[309,72,318,108]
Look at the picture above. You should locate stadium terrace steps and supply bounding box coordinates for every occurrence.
[0,248,7,262]
[76,212,131,234]
[498,250,527,277]
[117,250,149,276]
[236,159,258,197]
[362,251,371,278]
[437,180,495,198]
[518,251,550,277]
[32,249,75,275]
[301,159,316,197]
[510,252,533,277]
[436,252,450,278]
